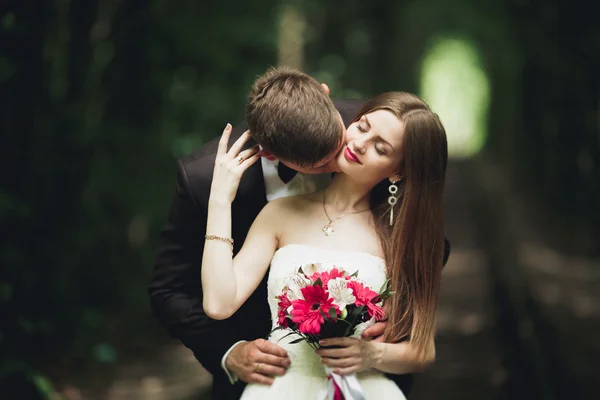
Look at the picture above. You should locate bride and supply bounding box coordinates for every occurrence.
[201,91,447,399]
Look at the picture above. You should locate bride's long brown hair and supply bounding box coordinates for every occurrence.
[353,92,448,360]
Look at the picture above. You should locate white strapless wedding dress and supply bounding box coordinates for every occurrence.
[240,244,406,400]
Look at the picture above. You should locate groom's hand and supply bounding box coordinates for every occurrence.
[225,339,291,385]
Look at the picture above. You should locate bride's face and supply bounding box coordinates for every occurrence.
[335,109,405,184]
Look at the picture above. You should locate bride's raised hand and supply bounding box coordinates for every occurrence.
[210,124,260,205]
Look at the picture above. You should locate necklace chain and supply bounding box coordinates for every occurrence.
[321,191,370,236]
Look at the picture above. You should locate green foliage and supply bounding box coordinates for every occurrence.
[1,0,598,392]
[0,0,279,383]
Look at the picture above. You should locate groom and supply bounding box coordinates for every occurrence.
[149,67,450,399]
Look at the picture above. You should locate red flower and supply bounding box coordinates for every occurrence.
[368,302,385,321]
[290,284,339,335]
[346,280,384,319]
[309,268,345,289]
[277,292,292,327]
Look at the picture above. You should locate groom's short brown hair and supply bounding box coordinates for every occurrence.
[246,66,342,167]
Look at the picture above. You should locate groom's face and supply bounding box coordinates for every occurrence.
[278,113,347,174]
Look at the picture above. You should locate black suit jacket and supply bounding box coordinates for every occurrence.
[149,100,450,399]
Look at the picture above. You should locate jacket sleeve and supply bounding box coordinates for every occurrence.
[148,160,242,376]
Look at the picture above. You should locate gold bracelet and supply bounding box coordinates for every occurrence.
[205,234,234,250]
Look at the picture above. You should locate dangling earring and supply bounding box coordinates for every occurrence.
[388,178,401,226]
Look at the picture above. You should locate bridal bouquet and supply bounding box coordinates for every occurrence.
[271,263,394,400]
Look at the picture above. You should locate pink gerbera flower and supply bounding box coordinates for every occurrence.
[309,268,345,289]
[276,292,292,327]
[290,285,339,335]
[346,280,384,320]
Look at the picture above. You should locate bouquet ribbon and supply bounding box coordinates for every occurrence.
[319,366,366,400]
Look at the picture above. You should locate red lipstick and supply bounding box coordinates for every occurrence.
[344,147,361,164]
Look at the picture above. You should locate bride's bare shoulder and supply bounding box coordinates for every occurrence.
[263,192,322,215]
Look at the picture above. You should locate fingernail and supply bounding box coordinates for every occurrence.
[226,123,231,131]
[319,340,325,345]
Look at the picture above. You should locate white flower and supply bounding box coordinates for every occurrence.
[282,272,309,300]
[327,277,356,309]
[303,263,319,275]
[351,317,376,339]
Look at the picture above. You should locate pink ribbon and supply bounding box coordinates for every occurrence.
[327,374,344,400]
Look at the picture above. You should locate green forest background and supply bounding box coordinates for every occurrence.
[1,0,598,397]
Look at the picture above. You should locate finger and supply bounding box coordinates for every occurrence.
[236,145,259,160]
[247,373,274,385]
[256,339,289,358]
[321,357,358,368]
[230,147,258,167]
[233,146,259,164]
[217,123,232,155]
[257,353,291,369]
[361,322,386,339]
[227,130,251,157]
[239,153,260,170]
[255,363,287,377]
[320,337,356,347]
[316,347,354,358]
[333,366,358,376]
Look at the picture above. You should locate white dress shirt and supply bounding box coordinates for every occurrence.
[220,157,331,383]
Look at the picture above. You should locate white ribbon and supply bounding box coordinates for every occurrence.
[318,366,367,400]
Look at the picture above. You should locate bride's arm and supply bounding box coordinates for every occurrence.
[200,124,278,320]
[369,337,436,374]
[202,199,279,320]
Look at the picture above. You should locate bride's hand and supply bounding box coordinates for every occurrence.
[316,337,383,375]
[210,124,260,204]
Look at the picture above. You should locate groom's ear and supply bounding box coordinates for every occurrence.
[258,148,277,161]
[320,83,330,96]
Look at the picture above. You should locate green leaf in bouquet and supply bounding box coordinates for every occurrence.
[320,319,348,339]
[378,279,390,295]
[266,325,287,339]
[350,270,359,278]
[297,266,305,275]
[314,277,323,287]
[343,305,366,336]
[307,334,321,343]
[319,309,327,320]
[276,330,304,345]
[350,305,365,319]
[328,307,338,320]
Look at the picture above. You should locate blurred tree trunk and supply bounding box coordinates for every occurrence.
[507,0,599,254]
